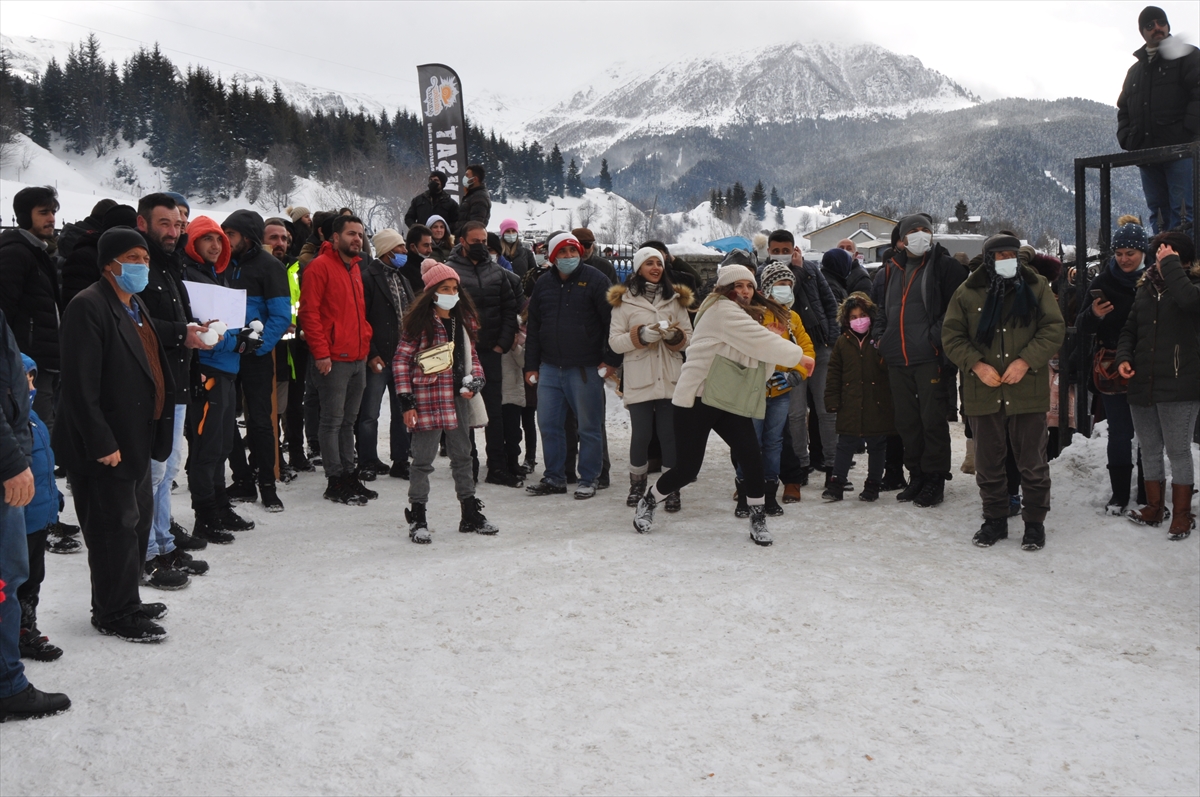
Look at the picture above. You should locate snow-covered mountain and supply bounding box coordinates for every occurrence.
[510,42,980,161]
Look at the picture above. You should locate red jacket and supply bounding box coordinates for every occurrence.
[298,242,371,362]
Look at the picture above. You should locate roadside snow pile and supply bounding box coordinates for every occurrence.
[2,403,1196,795]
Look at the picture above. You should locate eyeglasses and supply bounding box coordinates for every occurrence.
[1141,18,1166,30]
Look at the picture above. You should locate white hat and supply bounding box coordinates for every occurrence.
[633,247,665,272]
[372,228,404,255]
[715,264,756,288]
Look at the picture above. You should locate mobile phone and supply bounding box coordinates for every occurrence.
[1090,289,1106,301]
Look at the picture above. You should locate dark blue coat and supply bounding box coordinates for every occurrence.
[25,406,59,534]
[525,264,619,371]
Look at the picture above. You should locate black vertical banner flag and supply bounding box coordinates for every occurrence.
[416,63,467,202]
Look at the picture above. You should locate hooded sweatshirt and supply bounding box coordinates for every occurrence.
[221,209,292,357]
[182,216,241,376]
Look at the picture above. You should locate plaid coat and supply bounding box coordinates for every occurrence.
[393,317,483,432]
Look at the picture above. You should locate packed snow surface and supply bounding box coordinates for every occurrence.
[1,399,1197,795]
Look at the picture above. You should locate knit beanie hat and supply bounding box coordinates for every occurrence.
[1139,5,1167,29]
[100,204,137,231]
[759,261,795,292]
[499,219,519,234]
[372,228,404,256]
[547,232,583,263]
[897,214,931,238]
[716,263,756,288]
[287,206,311,223]
[426,215,448,233]
[163,191,190,213]
[633,246,664,272]
[1112,222,1149,252]
[982,234,1022,255]
[97,226,148,268]
[422,261,460,290]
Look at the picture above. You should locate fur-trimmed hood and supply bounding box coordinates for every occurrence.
[836,290,876,330]
[607,282,694,309]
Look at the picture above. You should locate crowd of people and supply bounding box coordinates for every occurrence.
[0,5,1196,724]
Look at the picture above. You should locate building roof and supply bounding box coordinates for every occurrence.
[804,210,898,238]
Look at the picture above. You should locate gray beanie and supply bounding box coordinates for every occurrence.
[897,214,932,238]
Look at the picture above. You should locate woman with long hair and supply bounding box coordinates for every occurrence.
[632,252,810,546]
[426,215,454,262]
[394,260,497,544]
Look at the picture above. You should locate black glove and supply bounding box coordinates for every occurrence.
[234,327,264,355]
[461,375,486,394]
[398,392,417,413]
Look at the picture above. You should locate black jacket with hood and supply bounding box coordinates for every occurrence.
[1117,39,1200,151]
[139,233,196,405]
[0,228,61,372]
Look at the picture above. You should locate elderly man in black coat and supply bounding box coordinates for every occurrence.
[53,228,176,644]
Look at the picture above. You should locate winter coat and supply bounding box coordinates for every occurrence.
[181,255,243,377]
[825,331,895,437]
[787,259,839,347]
[525,264,618,372]
[672,294,807,410]
[222,210,293,358]
[1076,260,1141,351]
[585,253,618,285]
[446,247,519,352]
[140,236,196,405]
[872,243,968,368]
[52,279,175,479]
[61,228,103,309]
[502,333,527,407]
[362,257,415,363]
[404,189,460,230]
[1115,254,1200,406]
[607,284,694,406]
[392,317,484,433]
[456,184,492,233]
[941,264,1066,417]
[0,228,61,372]
[55,217,99,262]
[25,406,60,534]
[822,261,873,305]
[502,241,537,278]
[0,310,32,484]
[297,242,372,363]
[761,308,815,398]
[431,237,454,263]
[1117,41,1200,151]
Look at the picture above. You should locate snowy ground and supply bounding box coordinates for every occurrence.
[1,393,1198,795]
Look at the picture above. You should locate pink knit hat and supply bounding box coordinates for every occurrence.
[422,261,460,290]
[499,219,519,234]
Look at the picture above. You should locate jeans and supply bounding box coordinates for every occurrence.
[1139,157,1193,234]
[1129,400,1200,484]
[736,392,791,482]
[356,365,409,466]
[148,403,186,559]
[788,345,836,468]
[229,350,279,485]
[628,399,676,473]
[0,502,29,697]
[834,434,887,482]
[409,396,476,505]
[536,364,606,486]
[314,360,366,478]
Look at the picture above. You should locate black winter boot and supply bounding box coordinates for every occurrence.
[633,491,657,533]
[1021,521,1046,551]
[822,475,845,502]
[1105,464,1134,516]
[192,508,235,544]
[913,473,945,507]
[459,496,499,535]
[626,473,647,507]
[973,517,1008,547]
[405,503,430,544]
[259,483,284,513]
[226,477,257,504]
[664,491,681,513]
[859,479,882,502]
[734,480,750,518]
[763,480,784,516]
[896,470,924,502]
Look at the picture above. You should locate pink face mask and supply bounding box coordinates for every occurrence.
[850,317,871,334]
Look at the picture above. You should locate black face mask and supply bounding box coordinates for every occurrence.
[428,181,442,194]
[466,242,489,262]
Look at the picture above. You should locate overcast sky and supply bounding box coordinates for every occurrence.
[2,0,1197,121]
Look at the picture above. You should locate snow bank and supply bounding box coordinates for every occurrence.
[2,404,1196,794]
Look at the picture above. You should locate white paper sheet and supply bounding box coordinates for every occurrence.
[184,281,246,330]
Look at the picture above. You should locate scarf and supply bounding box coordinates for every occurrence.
[639,281,661,302]
[1108,256,1143,289]
[975,266,1036,348]
[1144,261,1167,294]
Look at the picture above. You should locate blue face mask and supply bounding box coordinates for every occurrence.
[113,262,150,294]
[390,252,406,268]
[556,256,581,275]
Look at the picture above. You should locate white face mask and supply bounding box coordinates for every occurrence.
[994,257,1019,279]
[770,285,794,307]
[905,231,932,257]
[503,233,518,244]
[770,253,792,264]
[434,293,460,311]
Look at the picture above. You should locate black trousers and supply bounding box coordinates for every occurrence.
[229,351,279,485]
[16,529,48,628]
[286,339,309,460]
[69,466,153,624]
[187,371,236,513]
[654,400,765,500]
[478,349,507,473]
[501,404,525,473]
[889,361,952,475]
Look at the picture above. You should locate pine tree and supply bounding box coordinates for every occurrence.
[599,158,612,192]
[769,185,781,208]
[775,204,785,227]
[565,157,584,197]
[547,143,565,198]
[955,199,969,222]
[750,180,766,221]
[731,181,748,212]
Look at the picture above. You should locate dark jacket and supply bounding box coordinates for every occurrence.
[822,261,873,305]
[404,189,460,230]
[61,228,103,308]
[52,279,175,479]
[457,184,492,233]
[502,241,537,278]
[362,257,415,363]
[525,264,618,371]
[399,251,427,296]
[25,404,60,534]
[0,310,32,483]
[825,331,896,437]
[139,236,195,405]
[223,210,293,357]
[180,256,242,376]
[1076,260,1141,351]
[0,228,61,372]
[1117,41,1200,151]
[787,259,839,347]
[54,216,100,263]
[585,253,618,285]
[445,246,519,352]
[1115,254,1200,406]
[872,243,968,367]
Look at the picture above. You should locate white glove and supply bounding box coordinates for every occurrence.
[639,324,664,344]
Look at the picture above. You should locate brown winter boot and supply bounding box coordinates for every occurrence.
[1125,479,1166,527]
[1168,483,1196,541]
[960,439,976,475]
[782,483,802,503]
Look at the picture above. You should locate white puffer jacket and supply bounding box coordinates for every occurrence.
[607,284,693,406]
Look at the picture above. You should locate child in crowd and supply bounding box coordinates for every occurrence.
[822,293,894,502]
[395,260,498,544]
[501,308,536,477]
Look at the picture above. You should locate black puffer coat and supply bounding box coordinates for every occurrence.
[61,228,103,309]
[1117,42,1200,150]
[457,185,491,233]
[1115,254,1200,406]
[0,229,61,372]
[445,247,518,352]
[404,189,460,229]
[822,261,873,304]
